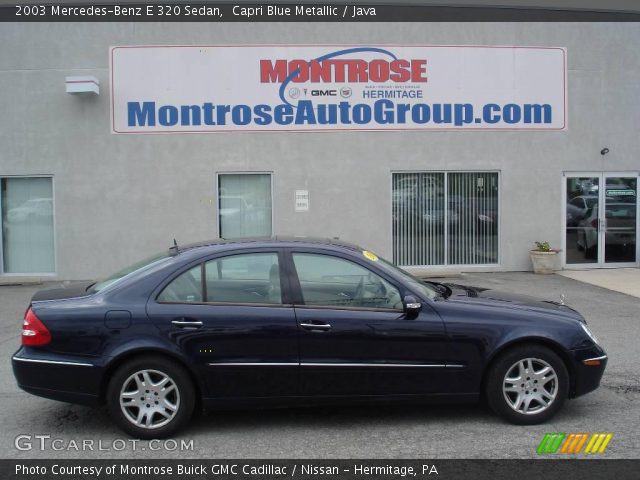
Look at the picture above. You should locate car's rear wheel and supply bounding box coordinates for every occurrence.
[106,355,195,438]
[485,344,569,425]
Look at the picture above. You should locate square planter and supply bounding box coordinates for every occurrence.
[530,251,558,274]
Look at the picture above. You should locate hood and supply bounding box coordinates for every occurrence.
[441,283,585,322]
[31,281,95,302]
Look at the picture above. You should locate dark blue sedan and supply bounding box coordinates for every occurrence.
[12,237,607,438]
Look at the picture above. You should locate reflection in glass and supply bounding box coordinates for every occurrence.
[392,172,498,266]
[1,177,55,273]
[218,174,272,239]
[566,177,599,264]
[392,172,445,266]
[293,253,402,310]
[447,172,499,265]
[566,176,637,264]
[604,177,636,263]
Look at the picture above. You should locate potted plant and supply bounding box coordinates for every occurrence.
[530,241,561,274]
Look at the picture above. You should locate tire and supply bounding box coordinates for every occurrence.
[485,344,569,425]
[106,355,195,438]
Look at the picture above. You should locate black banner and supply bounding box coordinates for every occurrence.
[4,459,640,480]
[3,3,640,22]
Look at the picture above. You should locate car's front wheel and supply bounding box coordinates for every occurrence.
[485,345,569,425]
[106,355,195,438]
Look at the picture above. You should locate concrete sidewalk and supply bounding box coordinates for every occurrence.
[557,268,640,299]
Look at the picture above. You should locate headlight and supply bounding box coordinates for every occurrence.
[581,323,599,345]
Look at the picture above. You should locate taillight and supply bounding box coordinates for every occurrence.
[22,308,51,346]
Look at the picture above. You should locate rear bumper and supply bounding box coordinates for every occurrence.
[569,344,608,398]
[12,347,103,406]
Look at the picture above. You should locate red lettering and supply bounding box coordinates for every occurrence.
[368,60,388,82]
[331,60,346,82]
[389,59,410,82]
[411,60,428,82]
[289,60,309,83]
[309,60,332,83]
[348,60,369,82]
[260,57,428,83]
[260,60,287,83]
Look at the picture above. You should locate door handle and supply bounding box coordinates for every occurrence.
[300,322,332,331]
[600,218,607,232]
[171,319,203,328]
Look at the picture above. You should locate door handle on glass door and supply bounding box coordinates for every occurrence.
[600,218,607,231]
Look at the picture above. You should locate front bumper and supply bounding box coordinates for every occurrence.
[569,344,608,398]
[12,347,103,406]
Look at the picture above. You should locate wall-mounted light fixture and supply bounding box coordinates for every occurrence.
[65,76,99,95]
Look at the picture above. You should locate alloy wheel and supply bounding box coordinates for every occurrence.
[119,369,180,429]
[502,358,557,415]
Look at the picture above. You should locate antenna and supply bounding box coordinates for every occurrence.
[169,238,180,256]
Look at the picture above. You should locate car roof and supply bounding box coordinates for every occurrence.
[171,236,364,256]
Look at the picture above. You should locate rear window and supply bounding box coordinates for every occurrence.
[91,252,170,292]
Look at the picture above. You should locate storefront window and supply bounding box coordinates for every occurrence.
[1,177,55,273]
[218,173,272,239]
[392,172,499,266]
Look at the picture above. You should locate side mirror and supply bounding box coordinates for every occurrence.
[403,295,422,316]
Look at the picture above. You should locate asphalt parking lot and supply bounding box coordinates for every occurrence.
[1,272,638,459]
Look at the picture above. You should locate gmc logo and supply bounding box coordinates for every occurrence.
[311,90,337,97]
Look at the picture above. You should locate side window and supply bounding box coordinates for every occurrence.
[204,253,281,304]
[157,265,203,303]
[292,253,403,310]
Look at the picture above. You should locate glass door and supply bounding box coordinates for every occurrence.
[564,173,638,267]
[565,175,600,265]
[602,175,637,264]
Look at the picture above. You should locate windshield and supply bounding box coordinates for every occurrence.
[90,251,170,293]
[375,256,441,300]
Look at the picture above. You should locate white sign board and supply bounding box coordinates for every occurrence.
[295,190,310,212]
[110,45,566,133]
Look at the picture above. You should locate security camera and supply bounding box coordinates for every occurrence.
[600,148,610,155]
